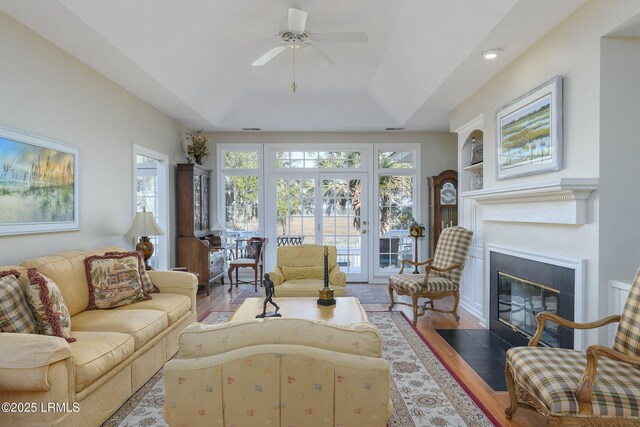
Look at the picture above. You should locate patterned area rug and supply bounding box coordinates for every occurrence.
[103,311,497,427]
[230,283,392,305]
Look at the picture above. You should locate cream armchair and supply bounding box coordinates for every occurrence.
[268,244,346,297]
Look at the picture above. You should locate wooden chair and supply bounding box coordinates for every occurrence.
[388,226,473,325]
[227,237,266,292]
[505,268,640,425]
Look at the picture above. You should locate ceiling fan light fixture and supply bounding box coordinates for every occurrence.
[482,48,503,60]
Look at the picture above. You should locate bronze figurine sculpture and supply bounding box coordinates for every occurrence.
[256,273,281,318]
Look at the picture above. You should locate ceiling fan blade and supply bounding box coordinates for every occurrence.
[222,32,277,39]
[302,44,335,69]
[288,8,308,33]
[251,46,287,66]
[312,32,368,43]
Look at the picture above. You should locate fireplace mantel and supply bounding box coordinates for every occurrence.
[462,178,598,224]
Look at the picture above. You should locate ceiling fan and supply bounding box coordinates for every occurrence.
[230,8,368,92]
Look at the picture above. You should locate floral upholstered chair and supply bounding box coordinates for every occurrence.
[505,267,640,425]
[388,226,473,325]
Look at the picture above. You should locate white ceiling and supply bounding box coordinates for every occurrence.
[0,0,586,132]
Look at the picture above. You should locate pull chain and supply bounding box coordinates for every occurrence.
[291,46,297,93]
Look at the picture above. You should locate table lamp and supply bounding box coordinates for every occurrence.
[210,221,226,246]
[124,207,165,270]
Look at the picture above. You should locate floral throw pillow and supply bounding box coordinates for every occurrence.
[25,269,75,342]
[0,270,37,334]
[84,253,150,309]
[105,251,159,294]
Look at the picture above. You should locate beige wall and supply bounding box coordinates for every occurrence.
[450,0,640,344]
[0,11,185,265]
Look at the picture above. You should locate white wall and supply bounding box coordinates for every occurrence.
[450,0,640,345]
[599,36,640,289]
[0,11,186,265]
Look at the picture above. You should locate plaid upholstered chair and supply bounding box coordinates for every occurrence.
[388,226,473,325]
[505,268,640,425]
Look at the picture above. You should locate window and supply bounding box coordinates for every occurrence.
[276,151,362,168]
[133,147,169,270]
[375,147,419,273]
[218,146,263,244]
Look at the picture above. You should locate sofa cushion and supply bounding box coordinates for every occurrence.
[105,251,159,294]
[281,265,324,280]
[84,253,150,310]
[0,271,37,334]
[68,331,134,392]
[26,269,75,343]
[275,279,346,297]
[113,293,190,325]
[21,247,124,316]
[71,309,167,350]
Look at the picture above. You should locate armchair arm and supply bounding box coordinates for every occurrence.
[329,266,346,287]
[575,345,640,414]
[427,263,463,273]
[529,312,621,346]
[0,334,73,391]
[268,268,284,286]
[399,258,432,274]
[147,270,198,312]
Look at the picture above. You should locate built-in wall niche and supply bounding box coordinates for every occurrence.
[461,129,484,193]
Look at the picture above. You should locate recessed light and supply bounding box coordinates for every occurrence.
[241,128,261,131]
[385,127,405,131]
[481,48,503,60]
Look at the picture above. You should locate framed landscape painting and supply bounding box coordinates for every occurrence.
[496,76,563,180]
[0,126,79,235]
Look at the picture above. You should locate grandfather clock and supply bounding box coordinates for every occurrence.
[428,170,458,257]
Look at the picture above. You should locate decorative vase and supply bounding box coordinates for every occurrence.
[195,154,202,165]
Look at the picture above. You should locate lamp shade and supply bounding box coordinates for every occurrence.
[124,210,165,237]
[211,221,226,231]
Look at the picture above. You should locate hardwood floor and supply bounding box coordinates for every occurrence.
[196,282,545,427]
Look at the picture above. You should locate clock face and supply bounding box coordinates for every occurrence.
[440,182,457,205]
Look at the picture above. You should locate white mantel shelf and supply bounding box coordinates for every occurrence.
[462,178,598,224]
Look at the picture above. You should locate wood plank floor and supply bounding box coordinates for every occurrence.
[196,282,545,426]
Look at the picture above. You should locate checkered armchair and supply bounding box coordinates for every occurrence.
[388,226,473,325]
[505,267,640,425]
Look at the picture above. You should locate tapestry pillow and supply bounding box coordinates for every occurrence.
[105,251,159,294]
[25,269,75,342]
[84,253,150,310]
[281,265,325,281]
[0,270,37,334]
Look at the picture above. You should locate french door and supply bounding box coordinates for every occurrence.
[270,172,368,282]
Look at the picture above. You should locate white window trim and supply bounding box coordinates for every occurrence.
[132,144,170,270]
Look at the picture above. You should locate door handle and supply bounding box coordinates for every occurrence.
[361,230,367,234]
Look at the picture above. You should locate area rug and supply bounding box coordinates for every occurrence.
[103,311,499,427]
[230,283,392,305]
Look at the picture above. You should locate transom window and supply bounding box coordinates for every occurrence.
[224,151,258,169]
[276,151,362,169]
[378,151,414,169]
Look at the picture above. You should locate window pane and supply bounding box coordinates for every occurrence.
[379,151,413,169]
[378,175,413,269]
[276,178,315,243]
[275,151,361,168]
[224,151,258,169]
[224,175,259,237]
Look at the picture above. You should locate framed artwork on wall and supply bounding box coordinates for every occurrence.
[0,125,79,235]
[496,76,563,180]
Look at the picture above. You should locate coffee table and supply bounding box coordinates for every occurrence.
[230,297,369,324]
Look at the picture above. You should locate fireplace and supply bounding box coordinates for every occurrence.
[490,251,576,349]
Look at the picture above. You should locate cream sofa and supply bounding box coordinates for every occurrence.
[0,247,198,427]
[269,244,346,296]
[164,317,391,427]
